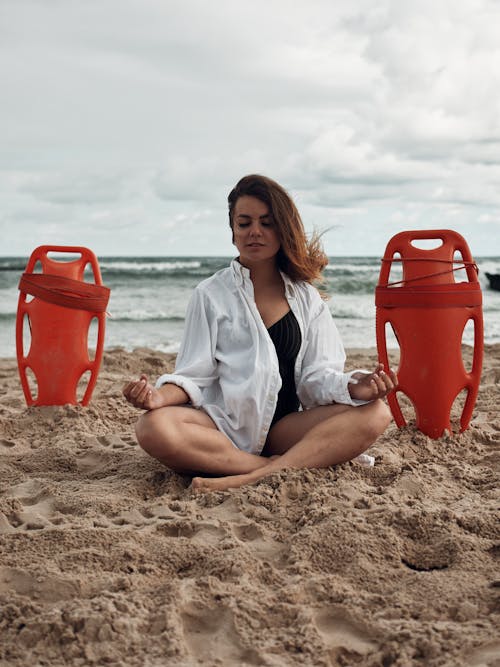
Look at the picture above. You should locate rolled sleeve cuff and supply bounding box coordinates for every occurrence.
[155,374,203,407]
[344,369,371,406]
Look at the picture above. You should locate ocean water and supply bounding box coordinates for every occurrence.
[1,255,500,359]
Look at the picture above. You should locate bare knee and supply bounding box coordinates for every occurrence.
[363,399,392,442]
[135,409,180,460]
[134,411,160,453]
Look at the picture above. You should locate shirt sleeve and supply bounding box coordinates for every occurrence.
[297,292,369,408]
[155,287,218,406]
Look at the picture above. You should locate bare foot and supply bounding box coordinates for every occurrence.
[191,473,250,492]
[189,453,284,493]
[191,458,284,492]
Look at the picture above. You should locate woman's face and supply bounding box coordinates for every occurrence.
[232,195,281,266]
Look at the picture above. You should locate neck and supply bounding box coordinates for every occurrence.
[238,257,281,287]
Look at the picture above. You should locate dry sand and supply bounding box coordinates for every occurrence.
[0,346,499,667]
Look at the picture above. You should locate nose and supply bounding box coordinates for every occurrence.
[249,221,263,236]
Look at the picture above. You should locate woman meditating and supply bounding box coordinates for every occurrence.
[123,174,397,491]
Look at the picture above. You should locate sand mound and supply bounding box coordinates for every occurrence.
[1,346,499,666]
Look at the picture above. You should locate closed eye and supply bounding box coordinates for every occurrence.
[235,214,274,228]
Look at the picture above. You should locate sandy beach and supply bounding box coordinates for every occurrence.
[0,345,498,666]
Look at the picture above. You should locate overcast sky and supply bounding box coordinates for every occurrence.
[1,0,499,257]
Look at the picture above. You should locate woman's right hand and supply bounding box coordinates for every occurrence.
[122,374,165,411]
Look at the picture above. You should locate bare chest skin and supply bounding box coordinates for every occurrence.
[253,281,290,329]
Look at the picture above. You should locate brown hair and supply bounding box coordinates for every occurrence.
[228,174,328,285]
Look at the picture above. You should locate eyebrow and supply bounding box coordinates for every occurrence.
[236,213,271,220]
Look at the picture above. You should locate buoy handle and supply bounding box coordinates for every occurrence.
[378,230,479,286]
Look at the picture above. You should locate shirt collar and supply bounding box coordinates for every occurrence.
[230,258,249,286]
[230,258,295,297]
[280,270,296,298]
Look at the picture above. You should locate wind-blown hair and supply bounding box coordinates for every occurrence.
[228,174,328,286]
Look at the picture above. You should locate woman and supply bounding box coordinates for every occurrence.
[123,174,397,491]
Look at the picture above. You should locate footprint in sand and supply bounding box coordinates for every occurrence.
[181,602,262,665]
[191,522,228,545]
[465,640,500,667]
[0,566,79,602]
[76,450,114,473]
[77,434,136,473]
[232,522,263,542]
[90,498,201,531]
[97,434,129,449]
[79,433,135,451]
[1,479,55,532]
[0,512,18,533]
[198,497,285,567]
[157,520,228,545]
[139,504,184,521]
[232,521,288,567]
[110,508,157,527]
[313,606,377,661]
[0,438,16,448]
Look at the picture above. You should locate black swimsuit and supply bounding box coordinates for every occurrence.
[267,310,302,426]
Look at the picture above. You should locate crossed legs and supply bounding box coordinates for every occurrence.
[135,406,269,476]
[135,399,391,490]
[192,400,391,490]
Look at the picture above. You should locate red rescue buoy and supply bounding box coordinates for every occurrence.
[376,230,483,438]
[16,246,110,406]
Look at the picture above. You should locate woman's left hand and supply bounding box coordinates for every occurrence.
[348,363,398,402]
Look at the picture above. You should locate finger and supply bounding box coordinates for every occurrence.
[123,389,135,404]
[380,378,394,395]
[129,379,147,399]
[372,370,393,396]
[143,390,155,410]
[122,380,136,396]
[388,368,398,387]
[371,374,386,394]
[378,368,393,388]
[380,368,398,393]
[124,385,141,402]
[136,384,153,404]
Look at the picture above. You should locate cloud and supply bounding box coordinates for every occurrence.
[152,158,225,203]
[16,171,128,206]
[0,0,499,256]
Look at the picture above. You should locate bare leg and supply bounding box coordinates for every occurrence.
[191,400,391,491]
[135,406,272,475]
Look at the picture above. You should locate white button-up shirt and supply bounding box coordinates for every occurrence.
[156,260,366,454]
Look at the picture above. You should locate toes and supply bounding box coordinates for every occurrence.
[191,477,209,492]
